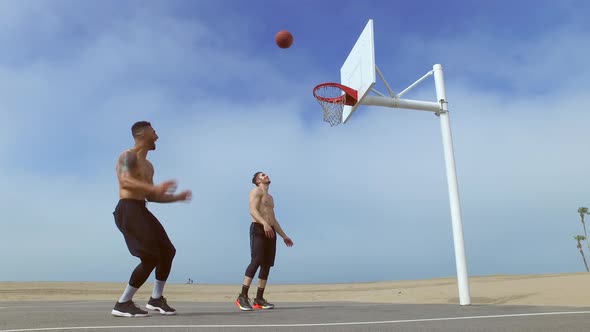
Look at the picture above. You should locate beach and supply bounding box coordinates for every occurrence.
[1,273,588,307]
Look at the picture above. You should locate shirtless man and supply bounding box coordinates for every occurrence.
[235,171,294,311]
[111,121,191,317]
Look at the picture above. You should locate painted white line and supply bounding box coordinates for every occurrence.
[1,310,589,331]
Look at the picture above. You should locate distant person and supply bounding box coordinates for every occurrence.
[111,121,192,317]
[235,172,294,311]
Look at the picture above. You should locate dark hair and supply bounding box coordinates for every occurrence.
[131,121,151,138]
[252,171,263,186]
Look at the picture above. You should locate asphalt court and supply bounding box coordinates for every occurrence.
[1,301,590,332]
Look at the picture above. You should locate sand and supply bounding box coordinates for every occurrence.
[1,273,588,307]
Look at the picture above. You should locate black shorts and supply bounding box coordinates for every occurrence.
[250,223,277,267]
[113,199,175,261]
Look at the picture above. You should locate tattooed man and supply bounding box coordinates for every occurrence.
[111,121,191,317]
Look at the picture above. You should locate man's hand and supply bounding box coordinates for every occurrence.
[176,190,192,202]
[283,237,293,247]
[263,223,275,238]
[154,180,177,196]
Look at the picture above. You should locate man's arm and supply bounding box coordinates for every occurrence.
[270,209,288,238]
[146,178,178,202]
[269,204,293,246]
[144,165,190,203]
[118,151,175,198]
[272,218,294,247]
[147,191,191,203]
[273,220,288,238]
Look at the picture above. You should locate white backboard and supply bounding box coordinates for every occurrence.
[341,19,376,124]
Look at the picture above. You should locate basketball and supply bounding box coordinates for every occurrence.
[275,30,293,49]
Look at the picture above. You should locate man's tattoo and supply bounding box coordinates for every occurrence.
[118,151,137,174]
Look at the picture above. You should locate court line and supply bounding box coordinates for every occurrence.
[1,310,590,331]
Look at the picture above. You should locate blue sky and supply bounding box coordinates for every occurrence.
[2,0,590,285]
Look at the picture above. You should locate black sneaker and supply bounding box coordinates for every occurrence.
[235,294,253,311]
[252,298,275,309]
[111,300,149,317]
[146,296,177,315]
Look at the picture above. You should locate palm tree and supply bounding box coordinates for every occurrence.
[577,207,590,252]
[575,235,589,272]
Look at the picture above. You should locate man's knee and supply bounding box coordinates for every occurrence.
[161,244,176,261]
[245,258,262,278]
[250,257,263,267]
[140,257,158,270]
[168,246,176,260]
[259,265,271,280]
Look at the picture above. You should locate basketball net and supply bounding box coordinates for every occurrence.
[313,83,358,127]
[314,85,345,126]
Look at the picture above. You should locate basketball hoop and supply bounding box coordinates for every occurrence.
[313,83,358,127]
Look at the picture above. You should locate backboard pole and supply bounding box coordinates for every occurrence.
[433,64,471,306]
